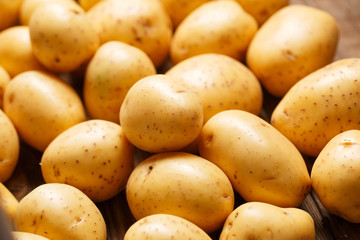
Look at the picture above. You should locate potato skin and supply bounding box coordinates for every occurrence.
[247,4,338,97]
[0,110,19,182]
[199,110,311,207]
[3,70,86,152]
[0,66,10,109]
[84,41,156,123]
[126,152,234,233]
[119,74,203,153]
[166,53,263,123]
[220,202,315,240]
[170,0,258,64]
[311,130,360,223]
[124,214,212,240]
[12,231,50,240]
[41,119,134,202]
[271,58,360,157]
[14,183,107,240]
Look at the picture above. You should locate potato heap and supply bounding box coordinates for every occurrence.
[0,0,359,240]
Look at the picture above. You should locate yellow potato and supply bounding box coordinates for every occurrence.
[159,0,212,27]
[247,4,339,97]
[166,53,263,123]
[0,182,19,226]
[0,66,10,109]
[170,0,258,64]
[199,110,311,207]
[14,183,107,240]
[126,152,234,233]
[271,58,360,157]
[84,41,156,123]
[29,2,100,73]
[119,74,203,153]
[124,214,212,240]
[311,130,360,223]
[220,202,315,240]
[0,0,23,30]
[0,26,44,77]
[41,119,135,202]
[0,110,19,183]
[87,0,172,68]
[235,0,288,25]
[3,70,86,152]
[19,0,78,25]
[12,231,50,240]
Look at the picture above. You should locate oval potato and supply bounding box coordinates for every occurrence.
[311,130,360,223]
[220,202,315,240]
[41,119,134,202]
[126,152,234,233]
[199,110,311,207]
[271,58,360,157]
[14,183,107,240]
[124,214,212,240]
[3,70,86,152]
[247,4,339,97]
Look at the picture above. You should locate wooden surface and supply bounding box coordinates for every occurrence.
[3,0,360,239]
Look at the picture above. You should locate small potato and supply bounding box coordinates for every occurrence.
[14,183,107,240]
[0,65,10,109]
[126,152,234,233]
[29,2,100,73]
[124,214,212,240]
[3,70,86,152]
[247,4,339,97]
[12,231,50,240]
[0,110,19,182]
[84,41,156,123]
[199,110,311,207]
[220,202,315,240]
[166,53,263,123]
[311,130,360,223]
[0,182,19,226]
[0,0,23,30]
[159,0,212,27]
[41,119,135,202]
[87,0,172,67]
[171,0,258,64]
[236,0,288,25]
[0,26,44,77]
[120,74,203,153]
[271,58,360,157]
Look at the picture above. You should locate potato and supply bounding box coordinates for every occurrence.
[0,26,44,77]
[84,41,156,123]
[0,110,19,182]
[87,0,172,68]
[14,183,106,240]
[12,231,50,240]
[271,58,360,157]
[124,214,212,240]
[29,2,100,73]
[247,4,339,97]
[0,182,19,226]
[3,70,86,152]
[0,0,23,30]
[199,110,311,207]
[311,130,360,223]
[41,119,135,202]
[0,66,10,109]
[166,53,263,123]
[119,74,203,153]
[126,152,234,233]
[159,0,211,28]
[170,0,258,64]
[19,0,78,25]
[235,0,288,25]
[220,202,315,240]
